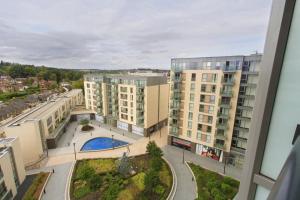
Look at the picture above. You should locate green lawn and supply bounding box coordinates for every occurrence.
[71,155,172,200]
[188,162,239,200]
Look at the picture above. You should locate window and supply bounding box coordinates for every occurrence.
[199,104,204,112]
[130,88,133,93]
[190,93,195,102]
[86,83,90,88]
[188,121,193,129]
[207,126,212,133]
[197,131,201,140]
[188,112,193,120]
[189,103,194,111]
[197,124,202,131]
[211,85,216,93]
[198,114,203,122]
[210,95,215,103]
[208,116,213,124]
[202,74,208,82]
[120,87,127,92]
[190,83,195,91]
[187,130,192,138]
[200,95,205,102]
[206,135,211,143]
[201,85,206,92]
[191,73,196,81]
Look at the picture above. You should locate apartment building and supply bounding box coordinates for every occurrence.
[3,89,83,166]
[168,54,261,167]
[84,74,169,136]
[0,137,26,199]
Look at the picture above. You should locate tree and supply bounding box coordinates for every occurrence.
[146,141,163,158]
[117,153,132,177]
[144,169,160,194]
[150,157,163,171]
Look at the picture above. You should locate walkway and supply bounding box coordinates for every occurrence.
[41,162,73,200]
[163,145,242,200]
[163,146,197,200]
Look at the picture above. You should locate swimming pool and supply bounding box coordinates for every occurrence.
[80,137,128,151]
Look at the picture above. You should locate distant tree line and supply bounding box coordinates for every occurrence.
[0,61,83,83]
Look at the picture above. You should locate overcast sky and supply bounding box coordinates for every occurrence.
[0,0,272,69]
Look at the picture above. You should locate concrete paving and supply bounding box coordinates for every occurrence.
[163,146,197,200]
[41,162,73,200]
[163,145,242,200]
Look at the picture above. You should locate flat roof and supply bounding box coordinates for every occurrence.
[6,90,82,127]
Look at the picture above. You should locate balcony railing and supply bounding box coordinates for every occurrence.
[220,91,233,97]
[222,78,235,85]
[217,112,230,119]
[214,142,226,150]
[217,122,228,130]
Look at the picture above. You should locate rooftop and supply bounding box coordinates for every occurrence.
[5,89,82,127]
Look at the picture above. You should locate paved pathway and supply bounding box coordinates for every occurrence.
[41,162,73,200]
[163,146,197,200]
[163,145,242,200]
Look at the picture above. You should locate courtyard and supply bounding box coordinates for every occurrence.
[23,117,241,200]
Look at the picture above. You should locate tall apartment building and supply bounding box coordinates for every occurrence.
[0,137,26,199]
[84,74,169,136]
[168,54,261,167]
[3,89,83,166]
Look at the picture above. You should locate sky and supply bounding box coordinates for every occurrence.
[0,0,272,69]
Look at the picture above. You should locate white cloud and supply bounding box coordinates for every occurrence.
[0,0,272,69]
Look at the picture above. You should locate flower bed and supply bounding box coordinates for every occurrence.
[81,125,94,132]
[70,143,173,200]
[23,172,50,200]
[188,162,239,200]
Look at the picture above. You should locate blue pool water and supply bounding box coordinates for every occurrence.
[81,137,128,151]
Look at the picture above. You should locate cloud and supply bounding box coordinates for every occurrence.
[0,0,272,69]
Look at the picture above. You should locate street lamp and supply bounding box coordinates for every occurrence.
[112,135,114,149]
[73,142,77,160]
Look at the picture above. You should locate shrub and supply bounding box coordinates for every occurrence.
[146,141,163,158]
[102,183,122,200]
[144,169,160,194]
[154,185,165,195]
[221,183,233,194]
[23,172,49,200]
[150,157,163,171]
[80,119,89,126]
[76,164,95,180]
[89,174,102,191]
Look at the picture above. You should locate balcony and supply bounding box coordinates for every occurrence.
[220,90,233,97]
[214,142,226,150]
[217,112,230,119]
[217,122,228,130]
[216,133,227,140]
[222,78,235,85]
[219,101,232,109]
[239,94,255,99]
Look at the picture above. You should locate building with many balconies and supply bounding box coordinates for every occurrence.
[168,54,261,167]
[84,73,169,136]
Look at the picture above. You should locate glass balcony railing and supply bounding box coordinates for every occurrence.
[214,141,226,150]
[220,91,233,97]
[217,112,230,119]
[217,122,228,130]
[222,78,235,85]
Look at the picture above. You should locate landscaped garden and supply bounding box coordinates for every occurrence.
[188,162,239,200]
[23,172,50,200]
[70,141,173,200]
[80,119,94,131]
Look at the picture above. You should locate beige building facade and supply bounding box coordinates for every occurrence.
[3,90,83,166]
[84,74,169,136]
[0,137,26,199]
[168,55,261,167]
